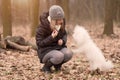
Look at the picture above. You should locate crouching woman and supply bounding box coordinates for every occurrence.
[36,5,73,73]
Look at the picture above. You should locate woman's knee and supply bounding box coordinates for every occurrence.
[50,51,64,65]
[65,50,73,60]
[61,48,73,62]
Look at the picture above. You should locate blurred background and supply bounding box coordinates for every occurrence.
[0,0,120,37]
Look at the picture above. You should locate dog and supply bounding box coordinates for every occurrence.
[71,25,114,71]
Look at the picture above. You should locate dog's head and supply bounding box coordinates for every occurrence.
[72,25,89,46]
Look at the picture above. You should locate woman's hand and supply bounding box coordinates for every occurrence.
[51,30,58,38]
[58,39,63,46]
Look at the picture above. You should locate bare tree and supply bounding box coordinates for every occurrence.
[115,0,120,24]
[103,0,116,35]
[31,0,39,37]
[62,0,70,23]
[56,0,61,5]
[1,0,12,38]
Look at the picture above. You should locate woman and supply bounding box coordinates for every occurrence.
[36,5,73,73]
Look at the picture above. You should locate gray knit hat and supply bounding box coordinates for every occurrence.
[49,5,64,20]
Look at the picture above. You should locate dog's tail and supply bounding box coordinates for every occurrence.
[101,60,114,71]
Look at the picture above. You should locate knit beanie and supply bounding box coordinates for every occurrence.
[49,5,64,20]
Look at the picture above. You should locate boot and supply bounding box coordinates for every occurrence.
[54,62,63,71]
[41,60,53,73]
[54,64,61,71]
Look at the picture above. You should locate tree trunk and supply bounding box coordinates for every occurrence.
[1,0,12,38]
[31,0,39,37]
[0,33,7,49]
[62,0,70,23]
[116,0,120,25]
[0,36,37,50]
[56,0,62,5]
[103,0,115,35]
[0,40,6,49]
[7,40,30,51]
[0,33,2,41]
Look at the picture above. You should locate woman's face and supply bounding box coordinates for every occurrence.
[56,19,63,25]
[50,19,63,31]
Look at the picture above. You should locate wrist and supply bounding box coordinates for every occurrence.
[51,34,55,38]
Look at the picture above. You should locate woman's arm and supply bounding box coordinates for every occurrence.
[36,27,54,47]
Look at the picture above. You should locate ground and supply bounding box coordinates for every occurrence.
[0,24,120,80]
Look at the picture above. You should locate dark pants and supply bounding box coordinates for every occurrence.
[42,48,73,65]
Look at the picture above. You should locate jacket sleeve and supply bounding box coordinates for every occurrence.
[62,30,67,45]
[36,27,54,47]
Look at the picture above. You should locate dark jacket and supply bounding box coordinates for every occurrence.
[36,12,67,63]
